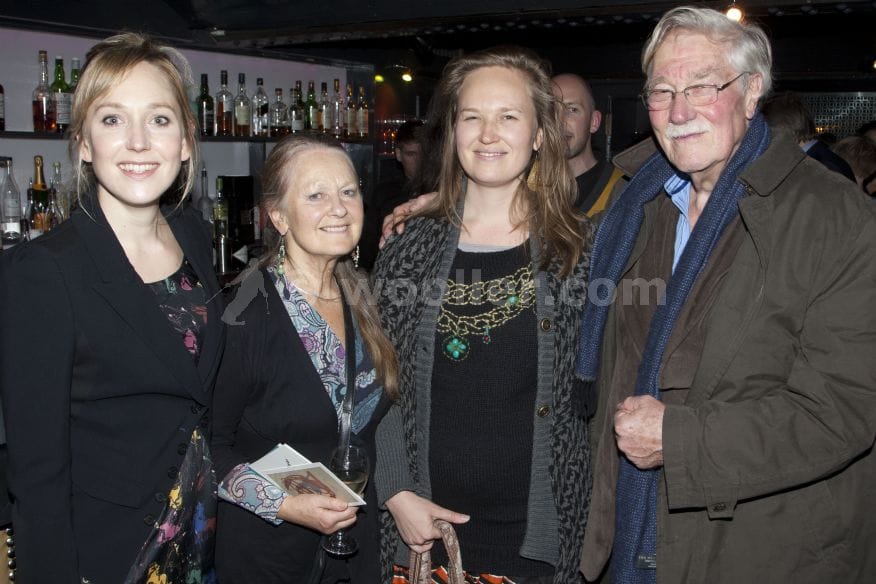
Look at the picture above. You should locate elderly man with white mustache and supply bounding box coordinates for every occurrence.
[576,6,876,584]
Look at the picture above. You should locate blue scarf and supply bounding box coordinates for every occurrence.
[575,113,770,583]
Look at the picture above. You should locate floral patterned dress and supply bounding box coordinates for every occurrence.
[124,259,217,584]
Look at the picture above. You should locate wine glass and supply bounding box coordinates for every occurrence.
[322,444,370,556]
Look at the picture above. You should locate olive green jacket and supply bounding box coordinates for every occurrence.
[581,132,876,583]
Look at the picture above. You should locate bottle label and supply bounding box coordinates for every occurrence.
[290,118,305,132]
[235,104,251,123]
[2,222,20,235]
[53,93,72,125]
[28,228,44,240]
[347,110,357,135]
[357,110,368,136]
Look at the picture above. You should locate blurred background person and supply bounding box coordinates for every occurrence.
[833,135,876,196]
[761,91,856,181]
[0,33,223,583]
[359,119,424,270]
[373,46,593,583]
[212,135,397,583]
[552,73,625,217]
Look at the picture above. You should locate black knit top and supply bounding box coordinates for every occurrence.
[429,242,552,576]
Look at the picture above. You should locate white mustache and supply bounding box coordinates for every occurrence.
[665,122,711,139]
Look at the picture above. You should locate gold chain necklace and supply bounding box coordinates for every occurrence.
[437,265,535,361]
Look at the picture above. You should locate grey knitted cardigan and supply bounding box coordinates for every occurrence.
[372,213,594,583]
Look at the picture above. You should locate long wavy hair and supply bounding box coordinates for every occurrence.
[259,134,398,400]
[68,32,199,206]
[414,45,583,276]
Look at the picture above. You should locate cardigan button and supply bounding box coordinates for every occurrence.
[539,318,552,332]
[167,466,179,478]
[143,514,155,526]
[155,492,168,503]
[177,443,188,455]
[537,405,551,418]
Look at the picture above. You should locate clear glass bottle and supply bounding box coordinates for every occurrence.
[252,77,269,137]
[318,81,331,133]
[1,160,23,249]
[233,73,251,137]
[345,83,356,138]
[50,56,71,133]
[197,73,215,137]
[27,156,49,240]
[32,50,55,132]
[69,57,81,93]
[289,87,305,134]
[269,88,288,137]
[332,78,343,138]
[356,86,369,138]
[215,70,234,137]
[49,161,66,225]
[305,81,318,132]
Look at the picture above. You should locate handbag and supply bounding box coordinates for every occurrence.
[407,519,465,584]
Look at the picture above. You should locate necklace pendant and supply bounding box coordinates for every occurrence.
[482,326,491,344]
[442,334,469,361]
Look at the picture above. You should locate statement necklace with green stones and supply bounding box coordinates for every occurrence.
[436,264,535,361]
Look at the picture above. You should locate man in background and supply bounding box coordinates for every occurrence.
[761,91,856,181]
[552,73,625,216]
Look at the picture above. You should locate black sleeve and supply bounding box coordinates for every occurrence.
[0,244,80,583]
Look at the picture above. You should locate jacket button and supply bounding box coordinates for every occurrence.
[155,492,167,503]
[190,404,203,414]
[539,318,552,332]
[143,514,155,526]
[177,443,188,455]
[167,466,178,478]
[537,405,551,417]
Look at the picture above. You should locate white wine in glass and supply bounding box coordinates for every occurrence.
[322,445,369,556]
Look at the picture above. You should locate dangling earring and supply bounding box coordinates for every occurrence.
[526,150,541,192]
[351,245,360,269]
[276,237,286,275]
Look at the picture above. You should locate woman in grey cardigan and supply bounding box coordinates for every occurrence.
[372,46,594,583]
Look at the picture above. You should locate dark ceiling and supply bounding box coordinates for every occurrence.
[2,0,875,87]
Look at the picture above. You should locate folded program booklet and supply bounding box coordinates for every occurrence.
[250,443,366,506]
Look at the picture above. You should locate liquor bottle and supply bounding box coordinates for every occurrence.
[69,57,81,93]
[213,176,231,272]
[27,155,49,240]
[0,82,5,131]
[332,79,343,138]
[33,50,55,132]
[50,57,72,133]
[356,86,369,138]
[197,74,215,137]
[215,70,234,137]
[49,161,66,224]
[1,160,23,249]
[269,88,288,137]
[252,77,269,137]
[345,83,356,138]
[289,87,305,134]
[233,73,251,137]
[318,81,331,133]
[304,81,318,132]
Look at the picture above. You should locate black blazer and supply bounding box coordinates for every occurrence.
[212,268,390,584]
[0,198,224,584]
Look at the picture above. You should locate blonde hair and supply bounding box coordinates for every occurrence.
[69,32,199,205]
[259,134,399,400]
[416,46,583,276]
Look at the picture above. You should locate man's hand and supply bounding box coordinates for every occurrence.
[379,192,438,248]
[614,395,665,469]
[385,490,470,554]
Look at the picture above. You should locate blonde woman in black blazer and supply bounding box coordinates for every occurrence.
[0,35,223,583]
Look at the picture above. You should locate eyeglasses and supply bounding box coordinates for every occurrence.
[641,72,749,110]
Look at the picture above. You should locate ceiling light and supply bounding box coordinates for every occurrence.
[401,71,413,83]
[374,74,385,83]
[725,2,744,22]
